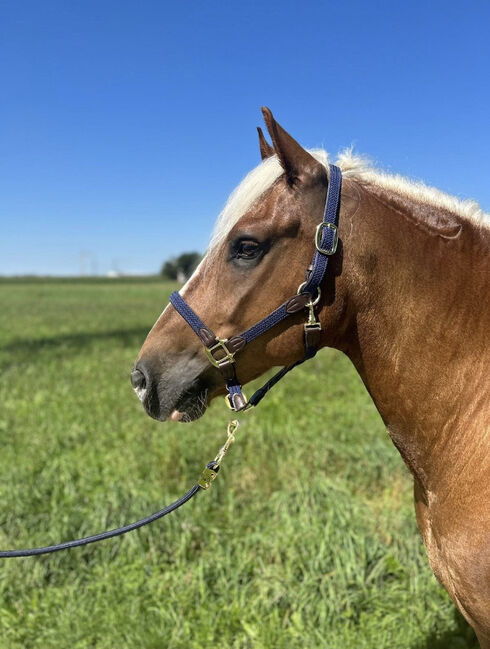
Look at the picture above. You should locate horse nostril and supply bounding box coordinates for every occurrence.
[131,368,146,391]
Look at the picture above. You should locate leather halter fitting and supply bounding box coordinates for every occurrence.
[170,164,342,411]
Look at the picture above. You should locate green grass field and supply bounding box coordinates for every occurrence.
[0,278,477,648]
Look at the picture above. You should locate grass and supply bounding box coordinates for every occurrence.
[0,278,478,648]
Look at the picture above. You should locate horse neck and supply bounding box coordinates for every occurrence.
[339,180,490,491]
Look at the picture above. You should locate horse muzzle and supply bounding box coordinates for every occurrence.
[131,355,221,423]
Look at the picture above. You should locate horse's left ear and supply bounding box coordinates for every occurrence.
[261,107,325,186]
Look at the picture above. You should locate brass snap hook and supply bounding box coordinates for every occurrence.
[296,283,322,330]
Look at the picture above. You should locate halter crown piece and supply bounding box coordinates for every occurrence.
[170,164,342,411]
[0,165,341,558]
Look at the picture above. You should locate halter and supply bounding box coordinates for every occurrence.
[0,164,342,558]
[170,164,342,411]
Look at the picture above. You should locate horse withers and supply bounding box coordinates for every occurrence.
[133,108,490,645]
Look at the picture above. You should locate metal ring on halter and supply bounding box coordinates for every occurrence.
[224,391,248,410]
[296,282,321,306]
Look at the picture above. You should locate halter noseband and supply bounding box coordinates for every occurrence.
[170,164,342,411]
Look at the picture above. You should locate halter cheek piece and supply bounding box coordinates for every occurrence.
[170,164,342,411]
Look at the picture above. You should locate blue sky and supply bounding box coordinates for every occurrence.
[1,0,489,275]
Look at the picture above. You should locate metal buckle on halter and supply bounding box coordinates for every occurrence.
[205,338,235,368]
[315,222,338,256]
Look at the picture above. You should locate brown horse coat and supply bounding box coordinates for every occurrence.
[135,109,490,645]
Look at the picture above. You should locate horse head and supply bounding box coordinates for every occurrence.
[131,108,353,422]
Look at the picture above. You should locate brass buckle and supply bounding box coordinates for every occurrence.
[205,338,235,368]
[315,222,338,255]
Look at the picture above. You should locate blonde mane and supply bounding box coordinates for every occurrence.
[209,149,489,250]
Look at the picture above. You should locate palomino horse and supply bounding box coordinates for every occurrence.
[133,108,490,645]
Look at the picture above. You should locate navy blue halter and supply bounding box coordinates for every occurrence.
[170,164,342,411]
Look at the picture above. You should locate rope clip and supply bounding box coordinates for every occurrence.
[197,420,240,490]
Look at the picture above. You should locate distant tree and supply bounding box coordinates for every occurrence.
[161,251,202,281]
[161,258,178,280]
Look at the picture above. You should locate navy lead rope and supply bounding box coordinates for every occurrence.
[0,165,341,558]
[0,486,200,558]
[170,164,342,410]
[0,421,240,557]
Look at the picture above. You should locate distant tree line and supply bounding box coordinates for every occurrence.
[161,251,202,282]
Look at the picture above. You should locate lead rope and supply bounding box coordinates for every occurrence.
[0,420,239,558]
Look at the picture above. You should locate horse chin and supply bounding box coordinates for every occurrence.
[141,385,210,423]
[168,389,210,423]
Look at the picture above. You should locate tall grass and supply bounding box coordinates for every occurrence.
[0,279,477,648]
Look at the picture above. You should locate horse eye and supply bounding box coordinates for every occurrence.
[229,237,269,267]
[235,240,261,259]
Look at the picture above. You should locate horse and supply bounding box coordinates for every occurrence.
[133,108,490,645]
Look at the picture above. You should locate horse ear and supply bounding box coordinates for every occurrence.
[257,127,275,160]
[261,107,323,185]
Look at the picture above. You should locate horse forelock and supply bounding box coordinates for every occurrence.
[208,155,284,252]
[208,149,489,253]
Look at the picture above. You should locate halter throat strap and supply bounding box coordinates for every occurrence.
[169,164,342,411]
